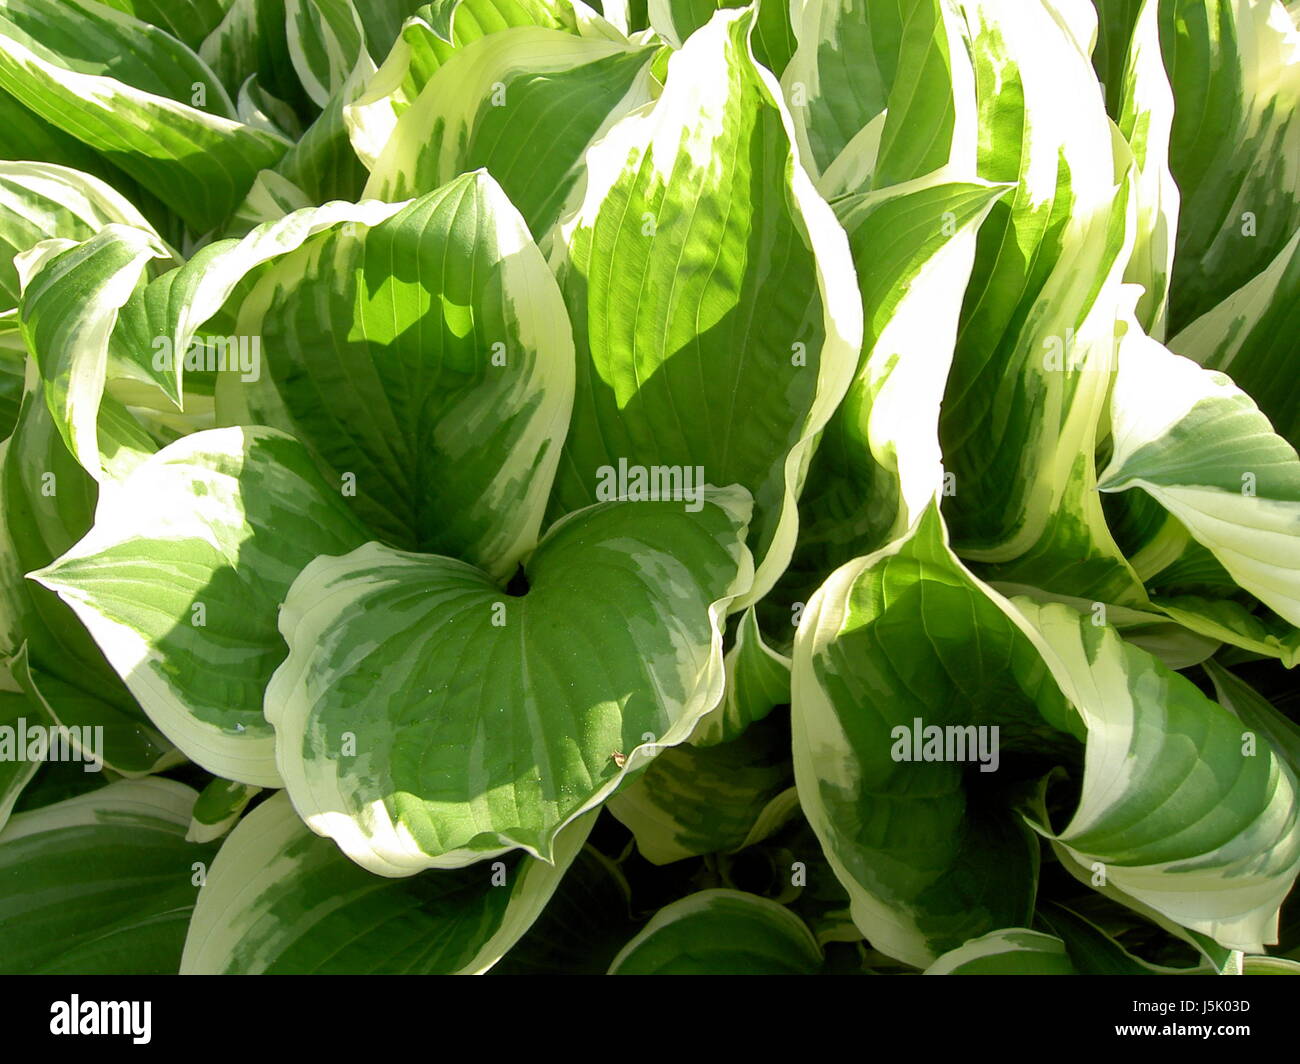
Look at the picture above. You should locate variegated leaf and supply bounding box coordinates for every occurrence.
[939,0,1146,605]
[345,0,626,171]
[1159,0,1300,331]
[363,27,657,239]
[0,161,170,315]
[32,427,370,787]
[1099,316,1300,627]
[0,375,173,776]
[180,792,594,973]
[793,501,1300,965]
[266,488,754,875]
[217,173,575,581]
[0,0,290,233]
[782,0,977,191]
[18,225,166,480]
[608,708,791,863]
[0,778,217,974]
[1170,227,1300,449]
[607,889,823,973]
[548,7,862,606]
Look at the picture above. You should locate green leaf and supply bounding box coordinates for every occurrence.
[215,173,575,580]
[0,0,234,113]
[1243,955,1300,973]
[199,0,313,120]
[1098,315,1300,628]
[344,0,626,171]
[1170,227,1300,449]
[225,168,312,237]
[489,842,638,974]
[0,377,174,776]
[548,7,862,605]
[272,45,372,204]
[362,27,656,239]
[607,889,823,973]
[649,0,797,75]
[0,686,49,834]
[924,929,1079,975]
[795,501,1300,964]
[6,642,172,778]
[252,0,379,207]
[647,0,721,47]
[1038,903,1175,974]
[939,0,1145,605]
[0,777,217,974]
[0,0,290,233]
[793,173,1009,583]
[32,427,370,787]
[353,0,456,60]
[18,225,166,480]
[266,488,754,874]
[0,161,169,315]
[926,915,1299,974]
[9,749,110,815]
[1152,593,1299,668]
[186,776,260,843]
[608,709,792,863]
[0,344,24,441]
[1019,596,1300,953]
[285,0,366,108]
[1109,0,1180,338]
[234,73,303,139]
[1160,0,1300,332]
[0,87,173,242]
[343,10,448,167]
[422,0,612,44]
[749,0,797,76]
[602,0,652,36]
[690,605,790,747]
[1204,660,1300,781]
[987,581,1224,670]
[180,791,594,973]
[1091,0,1145,118]
[111,198,402,412]
[95,0,234,51]
[782,0,972,190]
[91,394,158,483]
[792,503,1078,966]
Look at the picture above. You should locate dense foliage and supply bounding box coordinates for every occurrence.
[0,0,1298,976]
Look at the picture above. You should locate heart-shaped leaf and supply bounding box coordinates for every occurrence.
[267,487,754,875]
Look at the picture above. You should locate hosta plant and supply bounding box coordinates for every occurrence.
[0,0,1298,977]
